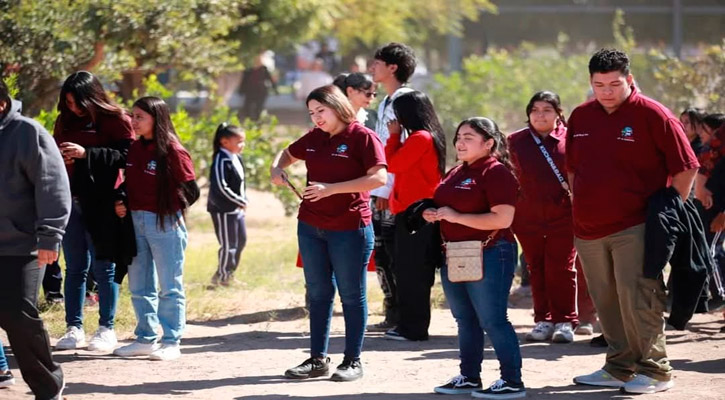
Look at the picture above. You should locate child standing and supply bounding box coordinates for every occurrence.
[207,123,248,286]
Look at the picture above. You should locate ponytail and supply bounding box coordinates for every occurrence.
[454,117,513,171]
[213,122,244,155]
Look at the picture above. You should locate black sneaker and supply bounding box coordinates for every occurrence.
[284,357,330,379]
[590,334,608,348]
[384,328,410,341]
[45,292,64,305]
[330,358,363,382]
[0,370,15,387]
[434,374,482,394]
[472,379,526,399]
[367,319,396,332]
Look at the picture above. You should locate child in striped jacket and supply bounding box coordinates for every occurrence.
[207,123,248,286]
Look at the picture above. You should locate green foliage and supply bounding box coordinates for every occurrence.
[429,44,590,161]
[429,14,725,158]
[4,73,19,98]
[330,0,496,51]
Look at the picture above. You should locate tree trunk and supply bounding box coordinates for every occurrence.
[119,69,145,102]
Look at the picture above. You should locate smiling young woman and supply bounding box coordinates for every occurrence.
[270,85,387,382]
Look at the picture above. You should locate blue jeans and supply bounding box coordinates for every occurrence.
[0,338,7,371]
[441,239,523,383]
[128,211,187,344]
[62,200,118,329]
[298,221,373,360]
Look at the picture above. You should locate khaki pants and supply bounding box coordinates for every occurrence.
[575,223,672,381]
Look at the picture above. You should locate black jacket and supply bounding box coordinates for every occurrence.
[72,137,137,268]
[644,187,712,330]
[404,198,444,269]
[207,150,247,213]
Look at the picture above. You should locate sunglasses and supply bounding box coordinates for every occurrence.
[359,89,377,98]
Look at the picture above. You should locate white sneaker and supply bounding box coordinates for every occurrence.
[149,343,181,361]
[575,322,594,335]
[525,321,554,341]
[55,326,86,350]
[113,341,159,357]
[552,322,574,343]
[622,374,674,394]
[87,326,118,352]
[573,369,625,387]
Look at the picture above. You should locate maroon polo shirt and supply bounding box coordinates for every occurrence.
[288,121,387,231]
[125,138,196,213]
[565,86,699,240]
[509,124,572,236]
[53,112,134,185]
[433,156,519,242]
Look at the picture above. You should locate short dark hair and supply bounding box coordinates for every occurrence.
[589,48,630,76]
[374,42,416,84]
[306,85,356,124]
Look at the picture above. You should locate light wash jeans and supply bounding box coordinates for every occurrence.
[128,211,187,344]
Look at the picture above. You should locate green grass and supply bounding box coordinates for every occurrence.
[39,204,453,338]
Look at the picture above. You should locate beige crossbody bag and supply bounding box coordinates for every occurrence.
[444,230,498,283]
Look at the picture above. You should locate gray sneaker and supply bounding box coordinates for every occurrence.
[621,374,674,394]
[330,358,363,382]
[573,369,625,387]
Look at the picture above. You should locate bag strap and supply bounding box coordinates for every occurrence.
[529,128,572,198]
[443,230,499,249]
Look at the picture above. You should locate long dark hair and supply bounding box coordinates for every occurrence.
[392,91,446,176]
[525,90,566,127]
[132,96,183,229]
[56,71,123,133]
[212,122,244,155]
[454,117,513,170]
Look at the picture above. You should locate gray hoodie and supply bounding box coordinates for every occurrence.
[0,99,71,255]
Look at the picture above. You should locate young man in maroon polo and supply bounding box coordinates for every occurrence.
[567,49,698,394]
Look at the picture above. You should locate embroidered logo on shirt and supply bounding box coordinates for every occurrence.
[573,132,590,138]
[618,126,635,142]
[455,178,475,190]
[306,148,316,152]
[145,160,157,175]
[332,144,349,158]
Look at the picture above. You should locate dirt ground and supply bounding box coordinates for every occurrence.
[2,191,724,399]
[1,293,724,400]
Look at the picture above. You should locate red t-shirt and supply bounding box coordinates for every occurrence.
[698,125,725,178]
[566,86,699,240]
[53,112,134,182]
[433,156,519,242]
[385,130,442,214]
[125,138,196,213]
[509,124,572,236]
[288,121,387,231]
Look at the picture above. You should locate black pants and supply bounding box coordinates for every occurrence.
[240,93,268,121]
[371,198,398,324]
[0,256,63,399]
[392,213,437,340]
[211,211,247,281]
